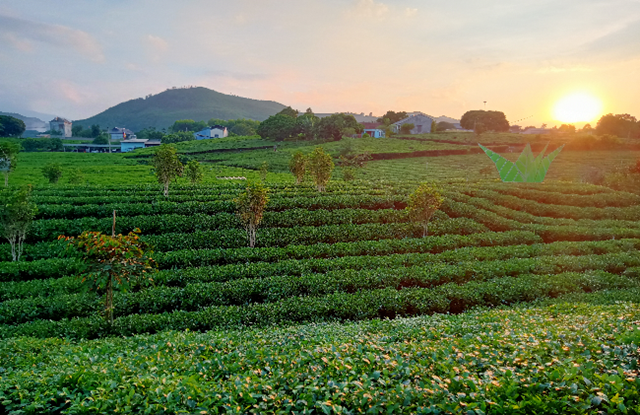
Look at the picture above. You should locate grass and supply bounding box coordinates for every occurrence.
[356,150,640,182]
[8,152,293,187]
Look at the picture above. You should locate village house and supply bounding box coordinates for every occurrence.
[392,112,435,134]
[194,125,228,140]
[361,122,386,138]
[49,117,72,137]
[109,127,136,140]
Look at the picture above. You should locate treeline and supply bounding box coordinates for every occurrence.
[257,107,363,141]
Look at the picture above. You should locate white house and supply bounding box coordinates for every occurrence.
[49,117,72,137]
[194,125,228,140]
[109,127,135,140]
[393,113,435,134]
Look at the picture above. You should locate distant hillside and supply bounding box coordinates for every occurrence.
[0,112,48,131]
[73,87,287,132]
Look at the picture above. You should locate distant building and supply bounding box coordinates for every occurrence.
[49,117,72,137]
[194,125,228,140]
[363,129,386,138]
[393,113,435,134]
[522,128,552,135]
[144,139,162,147]
[109,127,135,140]
[120,139,148,152]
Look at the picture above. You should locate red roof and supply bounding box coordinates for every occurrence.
[362,122,383,129]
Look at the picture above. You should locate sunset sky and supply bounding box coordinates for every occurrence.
[1,0,639,126]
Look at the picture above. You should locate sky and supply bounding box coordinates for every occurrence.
[0,0,639,126]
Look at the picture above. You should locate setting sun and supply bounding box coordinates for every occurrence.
[552,93,603,124]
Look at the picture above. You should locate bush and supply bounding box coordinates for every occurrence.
[41,163,63,184]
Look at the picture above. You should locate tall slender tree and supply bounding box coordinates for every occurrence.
[151,145,183,196]
[234,181,269,248]
[308,147,334,192]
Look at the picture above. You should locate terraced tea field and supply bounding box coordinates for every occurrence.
[2,180,640,413]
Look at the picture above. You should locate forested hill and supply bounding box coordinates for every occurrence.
[0,112,48,131]
[73,87,286,131]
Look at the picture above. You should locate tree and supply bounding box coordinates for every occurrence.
[90,125,102,138]
[234,181,269,248]
[474,122,487,137]
[259,161,268,182]
[136,127,165,141]
[0,141,21,187]
[256,114,298,141]
[60,229,156,324]
[171,119,208,132]
[72,125,84,137]
[0,115,26,137]
[431,121,437,133]
[308,147,334,192]
[184,160,204,184]
[289,151,307,184]
[162,131,194,144]
[400,123,415,134]
[296,109,319,140]
[437,121,456,131]
[377,111,407,125]
[92,135,109,145]
[558,124,576,134]
[277,106,299,118]
[596,113,639,138]
[406,183,444,237]
[0,186,37,261]
[230,122,256,136]
[314,113,362,141]
[151,145,183,196]
[42,163,63,184]
[460,110,510,132]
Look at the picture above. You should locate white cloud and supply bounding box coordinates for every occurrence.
[0,14,104,62]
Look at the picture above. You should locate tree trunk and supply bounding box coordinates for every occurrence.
[4,172,8,187]
[163,181,169,197]
[105,276,114,324]
[248,224,256,248]
[422,223,429,238]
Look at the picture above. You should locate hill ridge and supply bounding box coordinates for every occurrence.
[73,86,287,132]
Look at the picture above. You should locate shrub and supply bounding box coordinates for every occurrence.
[41,163,63,184]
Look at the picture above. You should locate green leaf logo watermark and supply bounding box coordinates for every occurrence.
[479,143,564,182]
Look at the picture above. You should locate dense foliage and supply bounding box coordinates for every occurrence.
[1,177,640,413]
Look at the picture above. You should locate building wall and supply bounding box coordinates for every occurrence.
[394,114,434,134]
[50,120,72,138]
[120,142,146,152]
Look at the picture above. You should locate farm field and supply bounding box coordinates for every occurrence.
[2,173,640,412]
[357,150,640,183]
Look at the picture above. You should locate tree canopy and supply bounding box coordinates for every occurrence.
[315,114,362,141]
[377,111,407,125]
[596,113,639,138]
[0,115,26,137]
[170,119,208,133]
[460,110,510,132]
[256,114,298,141]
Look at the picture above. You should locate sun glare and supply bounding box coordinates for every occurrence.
[552,93,602,124]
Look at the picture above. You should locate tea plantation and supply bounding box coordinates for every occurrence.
[2,176,640,413]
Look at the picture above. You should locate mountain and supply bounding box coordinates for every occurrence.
[0,112,49,131]
[73,87,287,132]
